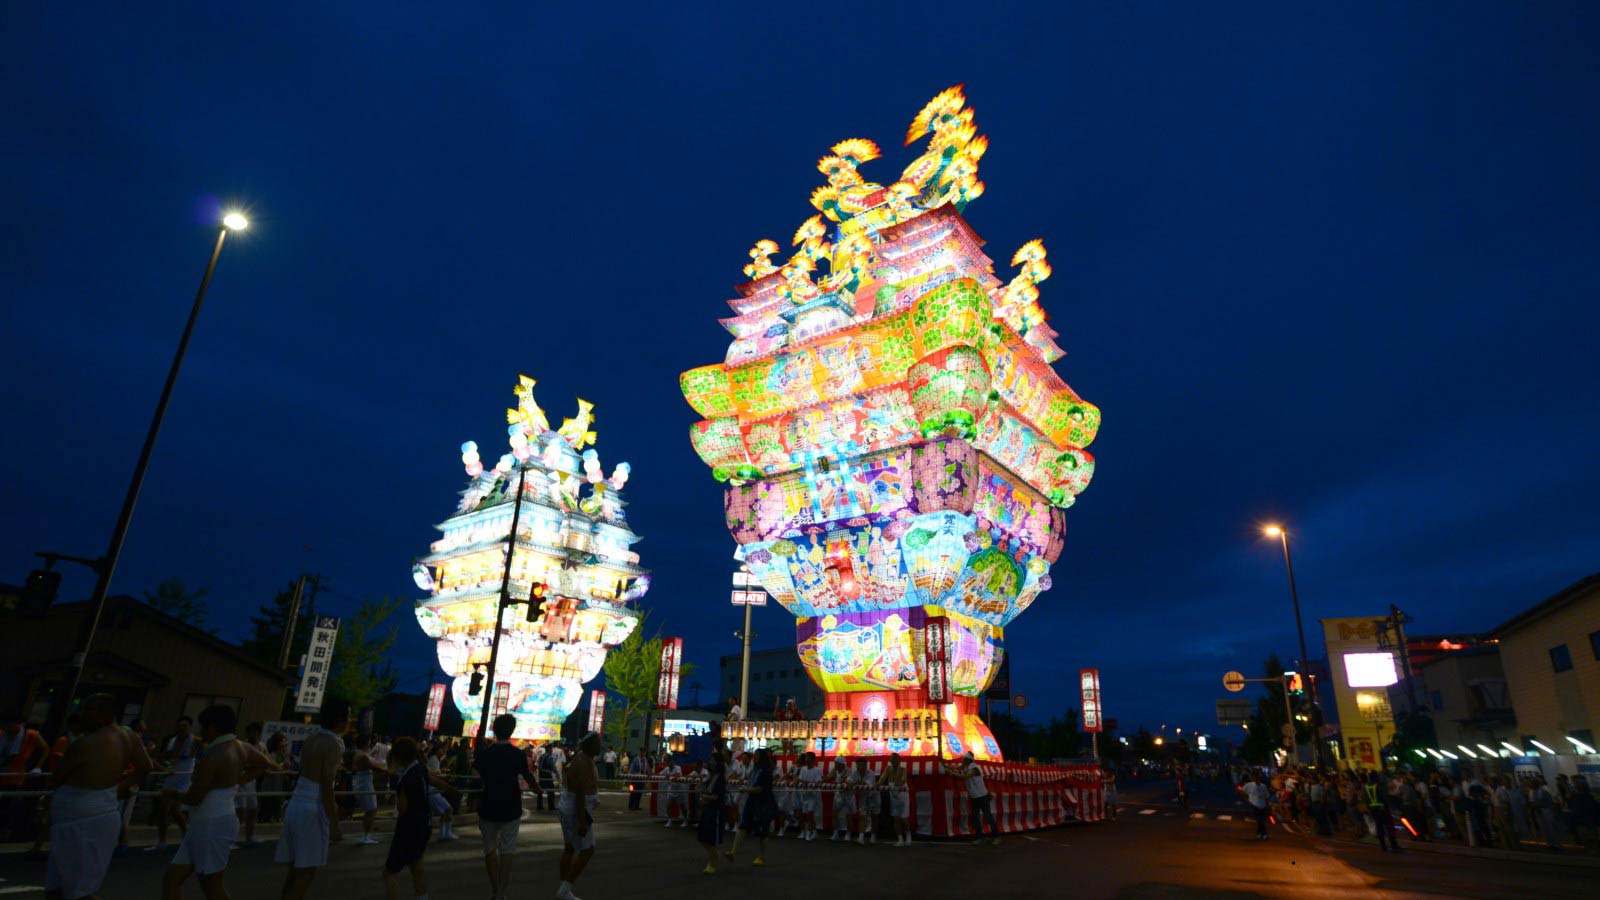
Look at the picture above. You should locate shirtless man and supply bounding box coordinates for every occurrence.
[556,732,601,900]
[150,715,199,851]
[234,722,266,847]
[164,705,272,900]
[275,698,349,900]
[46,694,150,900]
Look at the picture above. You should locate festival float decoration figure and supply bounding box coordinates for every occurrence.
[681,86,1100,761]
[414,377,649,741]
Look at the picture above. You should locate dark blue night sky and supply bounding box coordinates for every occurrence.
[6,3,1597,737]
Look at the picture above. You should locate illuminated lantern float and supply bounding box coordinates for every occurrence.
[413,377,649,742]
[681,87,1100,761]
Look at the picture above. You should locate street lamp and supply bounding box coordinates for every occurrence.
[1261,523,1325,768]
[56,211,251,730]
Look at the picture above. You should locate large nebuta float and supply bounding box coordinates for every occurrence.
[413,378,649,741]
[681,87,1100,761]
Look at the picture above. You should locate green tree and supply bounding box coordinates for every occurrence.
[325,597,402,713]
[241,576,329,667]
[142,577,213,633]
[599,613,695,752]
[1238,654,1313,764]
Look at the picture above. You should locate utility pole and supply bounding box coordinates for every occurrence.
[477,465,529,744]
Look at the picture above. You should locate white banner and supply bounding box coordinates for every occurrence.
[294,616,341,714]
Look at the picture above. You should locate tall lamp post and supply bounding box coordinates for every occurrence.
[57,212,250,729]
[1262,524,1325,768]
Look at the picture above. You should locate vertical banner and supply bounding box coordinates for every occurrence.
[294,616,341,714]
[657,637,683,710]
[423,683,446,732]
[492,681,511,718]
[587,690,606,734]
[925,617,950,703]
[1080,668,1102,733]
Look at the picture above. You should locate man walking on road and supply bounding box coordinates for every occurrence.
[163,704,272,900]
[1242,770,1270,840]
[1365,771,1400,852]
[556,732,602,900]
[46,693,151,900]
[475,714,535,900]
[276,698,349,900]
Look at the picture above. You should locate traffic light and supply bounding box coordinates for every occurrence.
[1284,671,1304,695]
[469,669,484,696]
[524,582,548,623]
[20,569,61,617]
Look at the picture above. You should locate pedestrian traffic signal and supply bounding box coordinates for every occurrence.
[20,568,61,617]
[469,669,484,696]
[1284,672,1304,695]
[524,582,548,623]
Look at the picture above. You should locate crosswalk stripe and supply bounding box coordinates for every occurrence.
[1190,812,1205,818]
[1139,808,1157,815]
[1216,814,1232,821]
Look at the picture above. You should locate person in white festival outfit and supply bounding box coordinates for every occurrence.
[848,757,879,845]
[662,756,687,827]
[276,698,349,900]
[163,704,272,900]
[46,694,151,900]
[233,722,268,848]
[946,751,1000,845]
[149,715,199,852]
[795,751,823,840]
[885,752,912,846]
[829,756,855,841]
[353,733,395,844]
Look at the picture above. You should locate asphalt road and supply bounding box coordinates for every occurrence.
[1,787,1594,898]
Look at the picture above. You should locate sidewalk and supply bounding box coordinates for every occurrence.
[1287,820,1600,869]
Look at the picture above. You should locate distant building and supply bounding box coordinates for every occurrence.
[1320,616,1400,768]
[1415,645,1517,752]
[0,596,285,732]
[1491,574,1600,755]
[719,647,823,718]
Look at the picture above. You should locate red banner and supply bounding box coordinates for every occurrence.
[657,637,683,710]
[925,617,950,703]
[424,683,446,732]
[1080,668,1102,733]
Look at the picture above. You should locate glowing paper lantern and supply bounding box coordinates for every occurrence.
[417,377,648,742]
[679,87,1101,761]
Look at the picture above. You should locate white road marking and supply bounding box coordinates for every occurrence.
[1190,813,1205,819]
[1139,808,1157,815]
[1216,814,1233,821]
[0,887,41,896]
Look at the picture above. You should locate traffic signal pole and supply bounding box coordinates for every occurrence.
[477,464,528,744]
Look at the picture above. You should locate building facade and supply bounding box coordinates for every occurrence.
[1,596,286,731]
[719,647,824,719]
[1321,615,1408,769]
[1415,646,1517,752]
[1493,574,1600,755]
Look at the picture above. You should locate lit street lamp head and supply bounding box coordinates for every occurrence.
[1262,524,1283,538]
[222,212,249,231]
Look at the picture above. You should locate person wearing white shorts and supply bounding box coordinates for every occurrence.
[830,757,855,841]
[150,718,198,852]
[795,752,823,840]
[233,721,266,847]
[276,700,349,900]
[164,705,271,900]
[884,752,912,846]
[46,694,151,900]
